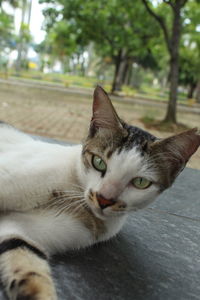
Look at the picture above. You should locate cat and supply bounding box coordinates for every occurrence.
[0,86,199,300]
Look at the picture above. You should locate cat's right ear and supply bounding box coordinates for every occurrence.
[150,128,200,186]
[89,86,123,136]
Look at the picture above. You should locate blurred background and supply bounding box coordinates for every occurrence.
[0,0,199,168]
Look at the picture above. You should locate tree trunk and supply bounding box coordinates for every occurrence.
[123,59,133,86]
[122,60,129,85]
[187,82,197,99]
[81,58,85,76]
[164,5,182,124]
[195,80,200,103]
[16,0,27,72]
[164,57,179,123]
[111,49,127,93]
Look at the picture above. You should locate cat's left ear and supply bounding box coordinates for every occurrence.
[89,86,123,136]
[150,128,200,184]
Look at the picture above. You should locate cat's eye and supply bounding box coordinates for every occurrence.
[131,177,152,189]
[92,155,107,173]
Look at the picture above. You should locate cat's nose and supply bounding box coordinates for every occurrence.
[96,193,116,209]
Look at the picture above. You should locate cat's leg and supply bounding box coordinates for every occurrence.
[0,221,57,300]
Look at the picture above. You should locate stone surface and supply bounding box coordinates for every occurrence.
[0,139,200,299]
[52,209,200,300]
[151,168,200,220]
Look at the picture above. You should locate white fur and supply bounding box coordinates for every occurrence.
[0,211,94,254]
[0,211,127,254]
[0,125,82,211]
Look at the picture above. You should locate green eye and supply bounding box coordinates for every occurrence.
[132,177,152,189]
[92,155,107,173]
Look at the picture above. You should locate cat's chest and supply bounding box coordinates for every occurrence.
[59,205,127,245]
[98,215,127,243]
[9,210,127,254]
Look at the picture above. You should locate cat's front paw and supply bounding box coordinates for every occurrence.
[8,271,57,300]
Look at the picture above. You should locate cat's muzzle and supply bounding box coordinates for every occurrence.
[88,190,127,218]
[96,193,116,210]
[89,190,127,212]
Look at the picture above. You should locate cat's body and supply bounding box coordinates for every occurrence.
[0,87,199,300]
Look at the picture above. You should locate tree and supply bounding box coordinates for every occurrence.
[0,11,13,48]
[0,0,18,66]
[42,19,88,74]
[0,0,32,71]
[0,0,19,7]
[40,0,159,92]
[179,45,200,99]
[181,0,200,102]
[15,0,32,71]
[142,0,190,124]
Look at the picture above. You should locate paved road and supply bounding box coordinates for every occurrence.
[1,77,200,114]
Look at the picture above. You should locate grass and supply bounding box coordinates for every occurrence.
[140,110,158,124]
[139,84,189,104]
[2,69,194,105]
[8,70,112,90]
[121,85,136,96]
[140,112,190,133]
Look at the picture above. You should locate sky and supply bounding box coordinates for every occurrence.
[17,0,46,44]
[29,0,46,43]
[3,0,46,60]
[4,0,46,44]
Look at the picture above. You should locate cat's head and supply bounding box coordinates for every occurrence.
[81,86,200,220]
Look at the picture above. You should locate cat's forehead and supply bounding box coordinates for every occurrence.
[84,123,157,156]
[121,123,157,152]
[108,146,158,182]
[84,128,124,155]
[109,147,143,174]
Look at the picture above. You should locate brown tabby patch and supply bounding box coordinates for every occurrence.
[82,127,127,172]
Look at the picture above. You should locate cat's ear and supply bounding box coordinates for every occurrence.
[89,86,123,136]
[150,128,200,185]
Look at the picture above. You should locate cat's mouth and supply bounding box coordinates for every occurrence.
[88,190,126,217]
[96,193,116,210]
[89,191,116,210]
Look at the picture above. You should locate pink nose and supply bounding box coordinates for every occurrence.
[96,193,116,209]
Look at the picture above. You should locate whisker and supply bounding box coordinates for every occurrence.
[45,198,86,210]
[54,198,87,216]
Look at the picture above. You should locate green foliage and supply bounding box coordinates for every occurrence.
[0,1,23,53]
[0,11,14,50]
[0,0,19,7]
[0,11,12,36]
[179,0,200,87]
[16,23,32,44]
[47,21,82,57]
[40,0,160,67]
[179,46,200,86]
